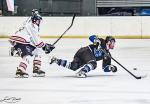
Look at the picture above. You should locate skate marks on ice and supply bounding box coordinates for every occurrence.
[0,39,150,104]
[62,74,117,78]
[0,72,150,104]
[70,99,150,104]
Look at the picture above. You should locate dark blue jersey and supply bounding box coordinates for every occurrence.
[88,38,109,61]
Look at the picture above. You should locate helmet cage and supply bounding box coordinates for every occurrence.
[105,36,115,49]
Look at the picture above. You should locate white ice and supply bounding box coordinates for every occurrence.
[0,38,150,104]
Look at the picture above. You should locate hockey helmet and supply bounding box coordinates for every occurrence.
[31,14,42,26]
[31,14,42,22]
[31,9,42,24]
[105,36,115,43]
[32,9,39,16]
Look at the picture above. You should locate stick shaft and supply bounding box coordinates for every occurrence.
[52,14,76,46]
[101,49,141,79]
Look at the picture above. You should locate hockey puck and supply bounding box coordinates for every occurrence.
[133,68,137,70]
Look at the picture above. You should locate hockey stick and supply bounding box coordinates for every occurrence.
[52,14,76,46]
[100,49,145,79]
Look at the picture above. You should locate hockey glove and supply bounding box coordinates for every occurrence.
[103,65,117,73]
[109,65,117,73]
[42,43,55,54]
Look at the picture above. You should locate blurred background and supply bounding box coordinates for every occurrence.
[1,0,150,39]
[1,0,150,16]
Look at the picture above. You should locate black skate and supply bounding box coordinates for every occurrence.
[49,57,57,64]
[110,65,117,73]
[33,66,45,77]
[15,68,29,78]
[76,70,87,78]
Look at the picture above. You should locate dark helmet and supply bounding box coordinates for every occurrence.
[31,9,42,23]
[32,9,39,16]
[31,14,42,23]
[105,36,115,43]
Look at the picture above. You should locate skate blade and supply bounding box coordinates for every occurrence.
[76,74,87,78]
[15,75,29,78]
[32,73,45,77]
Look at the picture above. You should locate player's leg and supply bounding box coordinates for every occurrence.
[16,55,30,78]
[9,46,20,56]
[76,60,97,78]
[15,44,35,78]
[49,56,81,71]
[15,44,36,78]
[76,47,97,78]
[102,52,117,72]
[32,53,45,77]
[49,48,83,71]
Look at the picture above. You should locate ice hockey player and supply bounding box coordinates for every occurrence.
[9,9,55,78]
[10,9,39,57]
[49,35,117,78]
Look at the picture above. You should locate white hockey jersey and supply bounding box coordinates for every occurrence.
[10,20,45,48]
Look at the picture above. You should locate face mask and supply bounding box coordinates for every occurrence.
[107,41,115,49]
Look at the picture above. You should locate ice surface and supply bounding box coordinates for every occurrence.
[0,38,150,104]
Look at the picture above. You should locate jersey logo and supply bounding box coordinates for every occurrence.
[94,49,102,57]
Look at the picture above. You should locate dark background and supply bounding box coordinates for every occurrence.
[0,0,150,16]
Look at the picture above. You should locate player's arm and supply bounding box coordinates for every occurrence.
[89,35,103,49]
[89,35,101,45]
[26,24,55,54]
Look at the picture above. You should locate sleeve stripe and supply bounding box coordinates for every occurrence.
[10,36,29,44]
[36,42,45,48]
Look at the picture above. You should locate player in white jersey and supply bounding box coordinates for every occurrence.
[9,9,55,78]
[10,9,39,56]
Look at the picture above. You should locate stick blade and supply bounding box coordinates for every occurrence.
[136,74,148,79]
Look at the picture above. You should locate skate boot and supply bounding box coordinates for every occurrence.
[76,70,87,78]
[49,57,58,64]
[33,66,45,77]
[109,65,117,73]
[15,68,29,78]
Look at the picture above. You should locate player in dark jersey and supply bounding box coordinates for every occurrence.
[49,35,117,78]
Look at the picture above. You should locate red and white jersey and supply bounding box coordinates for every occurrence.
[10,21,44,48]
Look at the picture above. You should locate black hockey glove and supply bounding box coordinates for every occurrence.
[109,65,117,73]
[42,43,55,54]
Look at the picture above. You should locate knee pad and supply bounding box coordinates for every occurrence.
[81,61,97,73]
[70,62,79,71]
[88,60,97,69]
[32,48,42,56]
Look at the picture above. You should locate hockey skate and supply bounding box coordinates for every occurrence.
[110,65,117,73]
[76,70,87,78]
[49,56,57,64]
[15,68,29,78]
[33,66,45,77]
